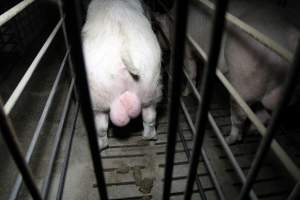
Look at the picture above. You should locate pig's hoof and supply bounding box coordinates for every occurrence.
[225,135,242,145]
[182,87,191,97]
[98,137,109,151]
[142,130,158,140]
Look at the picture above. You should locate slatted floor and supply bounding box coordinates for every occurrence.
[59,91,296,200]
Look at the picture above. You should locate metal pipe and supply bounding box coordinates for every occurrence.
[0,100,42,200]
[237,41,300,200]
[41,79,75,199]
[184,0,228,199]
[56,102,80,200]
[0,0,34,27]
[9,50,68,200]
[61,0,108,199]
[56,1,77,92]
[162,1,189,199]
[178,101,207,200]
[4,19,63,114]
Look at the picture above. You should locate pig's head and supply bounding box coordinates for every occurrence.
[110,91,141,127]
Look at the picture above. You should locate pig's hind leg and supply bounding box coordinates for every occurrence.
[95,112,109,150]
[226,100,246,144]
[142,105,158,140]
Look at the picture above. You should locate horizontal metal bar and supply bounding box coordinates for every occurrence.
[194,0,293,62]
[0,0,34,27]
[56,101,79,200]
[4,18,63,115]
[180,100,225,200]
[183,69,258,200]
[9,50,69,200]
[41,79,75,199]
[163,1,189,199]
[61,0,108,198]
[0,100,42,200]
[237,41,300,200]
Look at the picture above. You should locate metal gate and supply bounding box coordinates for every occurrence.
[0,0,299,199]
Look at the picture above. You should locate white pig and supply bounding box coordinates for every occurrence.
[82,0,162,149]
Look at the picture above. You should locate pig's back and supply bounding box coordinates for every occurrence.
[224,1,299,103]
[82,0,161,111]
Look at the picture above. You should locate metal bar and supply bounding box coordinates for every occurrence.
[184,0,228,199]
[194,0,293,62]
[61,0,108,199]
[56,101,80,200]
[180,100,225,200]
[0,0,34,27]
[287,182,300,200]
[0,101,42,200]
[183,68,258,200]
[237,41,300,199]
[9,50,69,200]
[41,79,75,199]
[4,18,63,114]
[56,1,77,86]
[162,1,189,199]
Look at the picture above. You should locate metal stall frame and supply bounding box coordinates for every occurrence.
[0,0,299,200]
[155,0,300,199]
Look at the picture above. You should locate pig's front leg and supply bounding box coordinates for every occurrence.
[226,100,245,144]
[95,112,109,150]
[142,105,158,140]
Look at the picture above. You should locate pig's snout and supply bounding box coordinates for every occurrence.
[110,91,141,126]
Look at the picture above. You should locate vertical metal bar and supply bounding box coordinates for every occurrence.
[41,80,75,199]
[0,101,42,200]
[287,182,300,200]
[183,0,228,199]
[56,0,79,104]
[180,99,225,200]
[60,0,108,199]
[177,119,207,200]
[162,1,189,199]
[56,102,80,200]
[237,41,300,199]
